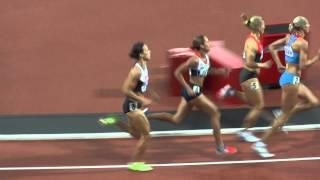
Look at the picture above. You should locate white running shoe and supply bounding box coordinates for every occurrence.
[272,108,282,118]
[271,108,288,134]
[237,131,261,142]
[217,84,235,99]
[252,141,275,158]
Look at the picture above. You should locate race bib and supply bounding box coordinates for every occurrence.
[192,85,201,94]
[293,76,300,85]
[250,81,260,90]
[129,102,138,111]
[284,46,294,57]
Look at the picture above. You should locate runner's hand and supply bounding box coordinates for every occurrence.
[262,60,273,69]
[187,88,196,97]
[277,64,286,73]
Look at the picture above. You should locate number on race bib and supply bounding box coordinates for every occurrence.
[129,102,138,111]
[284,46,294,57]
[293,76,300,85]
[250,81,259,90]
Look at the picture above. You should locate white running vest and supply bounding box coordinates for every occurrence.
[189,55,210,77]
[135,63,149,92]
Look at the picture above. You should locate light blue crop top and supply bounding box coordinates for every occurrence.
[284,34,300,64]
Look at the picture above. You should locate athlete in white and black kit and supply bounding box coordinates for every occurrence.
[99,42,154,172]
[147,35,237,155]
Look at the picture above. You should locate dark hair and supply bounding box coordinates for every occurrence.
[129,41,145,60]
[191,35,206,50]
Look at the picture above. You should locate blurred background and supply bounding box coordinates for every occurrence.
[0,0,319,116]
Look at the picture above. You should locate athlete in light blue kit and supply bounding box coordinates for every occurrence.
[252,16,320,158]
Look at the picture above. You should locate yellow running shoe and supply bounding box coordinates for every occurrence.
[128,162,153,172]
[98,116,118,126]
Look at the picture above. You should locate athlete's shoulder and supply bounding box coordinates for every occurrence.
[129,65,141,78]
[296,37,308,44]
[186,55,199,66]
[245,37,259,52]
[245,36,256,44]
[284,34,292,40]
[296,39,308,51]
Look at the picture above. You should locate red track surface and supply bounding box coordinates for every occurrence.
[0,130,319,179]
[1,1,320,179]
[1,0,320,115]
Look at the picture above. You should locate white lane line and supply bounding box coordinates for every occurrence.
[0,156,319,171]
[0,124,319,141]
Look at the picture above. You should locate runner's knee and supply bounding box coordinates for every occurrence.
[172,114,184,124]
[140,134,151,142]
[311,98,320,107]
[272,118,286,128]
[255,102,264,110]
[210,108,221,119]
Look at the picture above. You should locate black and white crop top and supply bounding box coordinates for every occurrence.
[189,51,211,77]
[133,63,149,93]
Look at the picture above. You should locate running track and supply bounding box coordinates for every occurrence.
[0,128,319,179]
